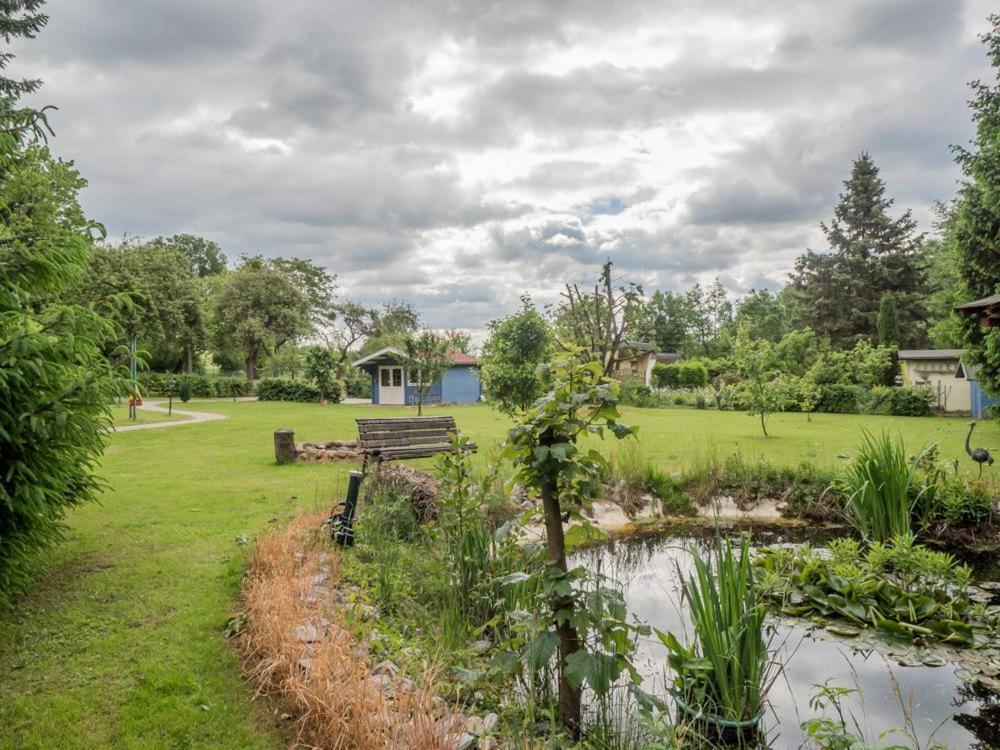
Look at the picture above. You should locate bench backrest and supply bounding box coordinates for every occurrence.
[356,416,459,459]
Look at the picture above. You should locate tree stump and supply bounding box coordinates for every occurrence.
[274,428,297,464]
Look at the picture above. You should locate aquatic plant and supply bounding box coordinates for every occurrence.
[840,431,925,542]
[754,537,983,647]
[658,534,774,725]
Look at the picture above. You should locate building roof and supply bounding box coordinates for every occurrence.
[625,340,656,352]
[956,361,981,380]
[897,349,964,361]
[955,294,1000,327]
[655,352,682,363]
[352,346,478,368]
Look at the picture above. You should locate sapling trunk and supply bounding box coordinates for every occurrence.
[539,428,582,736]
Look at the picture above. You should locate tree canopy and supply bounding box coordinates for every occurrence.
[788,152,928,348]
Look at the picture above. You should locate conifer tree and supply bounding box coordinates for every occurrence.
[952,15,1000,394]
[789,153,927,347]
[877,293,899,347]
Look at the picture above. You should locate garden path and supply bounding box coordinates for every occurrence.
[114,400,227,432]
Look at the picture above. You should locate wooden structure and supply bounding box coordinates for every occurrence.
[955,294,1000,327]
[356,416,476,469]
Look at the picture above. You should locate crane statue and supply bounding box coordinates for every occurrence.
[965,422,994,478]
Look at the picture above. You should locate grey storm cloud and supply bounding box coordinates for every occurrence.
[10,0,997,336]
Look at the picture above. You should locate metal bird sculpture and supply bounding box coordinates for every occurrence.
[965,422,994,478]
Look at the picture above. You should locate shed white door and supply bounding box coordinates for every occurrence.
[378,366,405,405]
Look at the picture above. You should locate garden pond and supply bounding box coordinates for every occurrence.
[574,522,1000,749]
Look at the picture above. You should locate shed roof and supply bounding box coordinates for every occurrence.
[897,349,964,361]
[352,346,478,367]
[954,294,1000,327]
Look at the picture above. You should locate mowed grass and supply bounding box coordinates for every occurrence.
[110,402,188,427]
[0,401,995,749]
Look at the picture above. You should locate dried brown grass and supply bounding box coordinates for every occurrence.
[237,512,461,749]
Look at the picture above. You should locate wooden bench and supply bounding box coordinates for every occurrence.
[356,416,477,470]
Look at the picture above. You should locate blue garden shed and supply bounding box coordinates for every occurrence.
[956,361,1000,419]
[353,347,482,406]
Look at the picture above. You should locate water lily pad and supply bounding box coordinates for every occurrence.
[897,652,925,667]
[976,675,1000,694]
[954,668,976,681]
[825,623,861,637]
[917,651,947,667]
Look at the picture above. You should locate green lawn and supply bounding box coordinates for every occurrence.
[110,403,189,427]
[0,401,996,749]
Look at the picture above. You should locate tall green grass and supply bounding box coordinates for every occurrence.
[841,431,924,543]
[660,534,772,725]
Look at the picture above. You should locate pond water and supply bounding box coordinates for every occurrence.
[574,523,1000,749]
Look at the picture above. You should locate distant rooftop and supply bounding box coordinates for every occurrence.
[898,349,964,360]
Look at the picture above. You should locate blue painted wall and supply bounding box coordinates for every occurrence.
[363,364,481,405]
[971,379,1000,418]
[441,366,481,403]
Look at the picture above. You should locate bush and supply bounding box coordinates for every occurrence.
[178,379,191,403]
[619,380,663,407]
[654,361,709,388]
[885,386,933,417]
[256,378,321,402]
[817,384,858,413]
[136,372,254,399]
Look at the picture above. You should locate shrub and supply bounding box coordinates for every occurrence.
[619,379,663,407]
[885,386,933,417]
[136,372,254,399]
[654,361,709,388]
[817,384,858,413]
[257,378,321,402]
[178,379,192,403]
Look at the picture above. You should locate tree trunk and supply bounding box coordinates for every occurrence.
[760,412,768,437]
[185,344,193,374]
[539,428,582,737]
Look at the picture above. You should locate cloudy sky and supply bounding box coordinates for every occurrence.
[12,0,997,334]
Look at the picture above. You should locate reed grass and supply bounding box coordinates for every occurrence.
[666,534,774,725]
[841,431,924,543]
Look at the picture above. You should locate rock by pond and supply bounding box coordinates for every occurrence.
[573,522,1000,750]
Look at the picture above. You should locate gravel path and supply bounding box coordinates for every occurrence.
[113,401,227,432]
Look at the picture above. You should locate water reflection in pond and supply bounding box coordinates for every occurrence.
[573,523,1000,749]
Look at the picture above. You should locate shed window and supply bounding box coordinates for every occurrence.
[380,369,391,387]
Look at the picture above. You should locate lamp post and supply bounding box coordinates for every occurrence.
[167,378,177,416]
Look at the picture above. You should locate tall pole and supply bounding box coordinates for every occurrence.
[129,334,138,421]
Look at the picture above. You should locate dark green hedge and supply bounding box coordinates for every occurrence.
[137,372,254,399]
[653,361,709,388]
[256,378,321,402]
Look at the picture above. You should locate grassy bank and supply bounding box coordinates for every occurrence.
[0,401,995,748]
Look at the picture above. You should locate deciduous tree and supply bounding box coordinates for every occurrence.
[480,295,552,415]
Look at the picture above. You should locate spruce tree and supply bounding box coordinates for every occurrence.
[877,293,899,347]
[0,1,47,100]
[789,153,927,348]
[952,15,1000,394]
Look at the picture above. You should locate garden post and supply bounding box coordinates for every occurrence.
[273,428,297,464]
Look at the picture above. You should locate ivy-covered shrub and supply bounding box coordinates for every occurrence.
[257,377,321,402]
[816,384,858,413]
